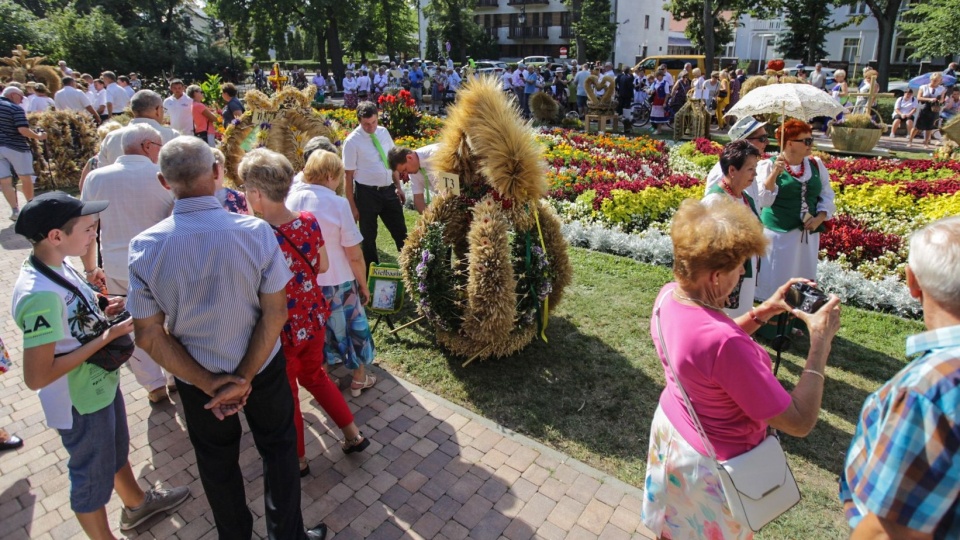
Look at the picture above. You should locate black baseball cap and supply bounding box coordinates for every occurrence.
[15,191,108,242]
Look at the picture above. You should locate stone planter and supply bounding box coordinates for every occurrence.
[830,126,882,153]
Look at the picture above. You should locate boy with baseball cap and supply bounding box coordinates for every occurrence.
[11,191,189,537]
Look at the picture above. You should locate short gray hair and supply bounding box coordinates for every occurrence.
[121,124,161,154]
[909,216,960,307]
[130,90,162,116]
[159,136,214,185]
[186,85,203,99]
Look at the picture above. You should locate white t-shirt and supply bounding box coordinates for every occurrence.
[25,96,56,113]
[105,82,129,114]
[54,86,92,112]
[286,184,365,286]
[122,85,135,98]
[97,118,179,166]
[163,94,194,135]
[342,125,395,187]
[357,75,372,93]
[81,155,175,282]
[343,77,358,94]
[409,143,440,196]
[894,96,918,117]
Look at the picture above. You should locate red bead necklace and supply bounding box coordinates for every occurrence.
[720,180,748,205]
[785,158,805,178]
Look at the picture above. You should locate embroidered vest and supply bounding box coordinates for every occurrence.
[760,157,825,233]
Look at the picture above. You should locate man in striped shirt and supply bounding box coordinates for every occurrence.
[128,137,327,540]
[840,216,960,540]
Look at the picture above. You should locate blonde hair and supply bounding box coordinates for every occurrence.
[237,148,294,203]
[670,198,768,287]
[303,150,344,188]
[692,68,702,78]
[834,69,846,81]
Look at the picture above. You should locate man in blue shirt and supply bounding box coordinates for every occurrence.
[573,64,591,118]
[522,66,539,118]
[408,61,425,109]
[840,215,960,540]
[1,86,46,219]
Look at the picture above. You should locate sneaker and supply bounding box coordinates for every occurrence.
[9,208,19,220]
[119,486,190,531]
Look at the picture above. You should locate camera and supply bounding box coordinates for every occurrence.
[785,283,829,314]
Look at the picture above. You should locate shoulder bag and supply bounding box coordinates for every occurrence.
[29,255,133,372]
[654,291,801,532]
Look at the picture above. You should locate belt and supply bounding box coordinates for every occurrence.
[356,183,395,192]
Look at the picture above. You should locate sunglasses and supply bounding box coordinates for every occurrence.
[791,137,815,146]
[747,135,769,143]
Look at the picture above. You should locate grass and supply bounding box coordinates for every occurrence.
[369,211,925,539]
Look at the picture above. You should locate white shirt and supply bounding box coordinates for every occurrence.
[25,96,55,113]
[705,162,760,206]
[409,143,440,196]
[894,96,918,117]
[342,125,395,187]
[286,184,364,286]
[662,72,674,89]
[755,156,836,218]
[105,82,129,114]
[163,94,194,135]
[80,154,174,283]
[500,71,512,90]
[122,85,135,98]
[93,89,107,114]
[54,85,92,112]
[343,77,358,94]
[97,118,179,166]
[357,75,372,92]
[374,73,388,90]
[693,77,709,100]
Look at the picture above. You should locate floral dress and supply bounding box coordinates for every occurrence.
[273,212,330,348]
[216,187,250,215]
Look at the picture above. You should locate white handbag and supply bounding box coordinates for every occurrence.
[654,291,801,532]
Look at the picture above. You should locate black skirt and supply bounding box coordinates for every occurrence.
[916,103,940,130]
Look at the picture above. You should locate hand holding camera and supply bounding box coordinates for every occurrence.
[784,282,842,349]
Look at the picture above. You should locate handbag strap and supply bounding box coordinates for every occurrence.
[29,254,102,319]
[654,288,721,462]
[270,221,318,277]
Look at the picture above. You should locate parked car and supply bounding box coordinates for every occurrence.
[475,60,507,76]
[522,56,555,68]
[887,80,909,98]
[785,66,836,88]
[633,55,705,79]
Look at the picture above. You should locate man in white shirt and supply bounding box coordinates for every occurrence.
[98,90,179,166]
[162,79,194,135]
[80,123,175,403]
[357,70,372,99]
[342,101,406,269]
[91,79,108,119]
[54,76,101,124]
[810,63,827,91]
[387,143,440,214]
[100,71,129,116]
[118,75,135,98]
[501,66,514,92]
[512,64,526,102]
[57,60,73,76]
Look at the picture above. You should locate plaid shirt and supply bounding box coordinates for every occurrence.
[839,324,960,537]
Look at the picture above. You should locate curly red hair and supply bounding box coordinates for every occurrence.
[775,119,813,143]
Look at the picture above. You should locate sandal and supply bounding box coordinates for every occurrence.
[342,433,370,455]
[299,457,310,478]
[350,374,377,397]
[0,430,23,451]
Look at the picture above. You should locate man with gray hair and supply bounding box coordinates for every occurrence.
[80,123,174,403]
[100,71,129,116]
[1,85,46,219]
[54,76,101,124]
[128,136,326,540]
[810,63,827,91]
[840,215,960,539]
[97,90,178,166]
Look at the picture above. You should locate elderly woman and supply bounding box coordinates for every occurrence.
[755,119,836,301]
[187,84,218,147]
[910,71,947,147]
[642,197,842,540]
[342,71,359,109]
[702,140,764,318]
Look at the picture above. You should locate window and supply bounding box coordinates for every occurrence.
[842,37,862,62]
[644,15,649,29]
[848,1,868,14]
[543,12,553,26]
[661,17,665,31]
[894,35,916,63]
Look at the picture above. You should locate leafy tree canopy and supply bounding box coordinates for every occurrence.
[776,0,854,64]
[899,0,960,59]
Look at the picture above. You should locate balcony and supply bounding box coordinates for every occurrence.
[483,27,499,38]
[559,25,573,38]
[507,0,549,5]
[476,0,498,7]
[752,20,783,31]
[508,26,549,39]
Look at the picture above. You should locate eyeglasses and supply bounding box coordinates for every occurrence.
[747,135,769,143]
[791,137,815,146]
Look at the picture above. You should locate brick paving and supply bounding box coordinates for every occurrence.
[0,191,655,539]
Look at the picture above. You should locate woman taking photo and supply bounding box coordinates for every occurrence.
[702,140,764,318]
[755,119,836,301]
[642,198,842,540]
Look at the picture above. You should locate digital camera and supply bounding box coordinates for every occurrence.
[785,283,829,314]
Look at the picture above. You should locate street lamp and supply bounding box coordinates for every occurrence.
[519,6,526,59]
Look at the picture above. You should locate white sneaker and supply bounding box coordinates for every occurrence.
[9,208,19,220]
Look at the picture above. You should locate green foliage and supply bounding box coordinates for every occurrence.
[776,0,854,64]
[200,73,223,107]
[46,5,129,74]
[573,0,616,61]
[666,0,779,57]
[839,112,881,129]
[424,0,486,62]
[0,0,47,55]
[899,0,960,59]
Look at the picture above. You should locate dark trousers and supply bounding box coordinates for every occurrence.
[354,182,407,270]
[176,353,306,540]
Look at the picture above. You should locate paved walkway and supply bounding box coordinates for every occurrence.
[0,193,655,539]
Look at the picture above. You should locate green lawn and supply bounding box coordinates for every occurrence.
[371,212,924,539]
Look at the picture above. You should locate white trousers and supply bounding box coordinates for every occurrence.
[107,276,170,391]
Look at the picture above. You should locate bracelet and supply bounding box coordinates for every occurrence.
[802,369,825,381]
[84,268,98,275]
[748,308,768,326]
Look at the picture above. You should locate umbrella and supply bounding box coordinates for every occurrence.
[908,72,957,89]
[725,83,844,122]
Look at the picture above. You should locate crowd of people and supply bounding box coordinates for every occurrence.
[2,59,960,540]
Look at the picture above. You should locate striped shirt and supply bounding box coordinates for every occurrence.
[0,97,30,152]
[127,196,292,378]
[840,324,960,537]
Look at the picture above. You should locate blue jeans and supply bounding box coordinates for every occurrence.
[521,92,532,117]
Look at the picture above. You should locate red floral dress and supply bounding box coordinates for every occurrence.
[273,212,330,347]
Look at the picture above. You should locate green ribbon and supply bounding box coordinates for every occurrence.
[370,132,389,170]
[420,166,431,204]
[524,231,547,343]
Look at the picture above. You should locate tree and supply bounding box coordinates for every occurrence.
[573,0,616,62]
[846,0,907,90]
[0,0,47,55]
[777,0,855,64]
[899,0,960,60]
[666,0,778,74]
[423,0,482,62]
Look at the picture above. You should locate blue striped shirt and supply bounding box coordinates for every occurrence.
[0,97,30,152]
[127,196,292,377]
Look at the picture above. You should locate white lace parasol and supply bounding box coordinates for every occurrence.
[726,83,844,121]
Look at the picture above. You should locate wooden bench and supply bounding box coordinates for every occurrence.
[585,113,619,134]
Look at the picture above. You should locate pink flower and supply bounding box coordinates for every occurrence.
[704,521,725,540]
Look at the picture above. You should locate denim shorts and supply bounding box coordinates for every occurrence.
[57,388,129,513]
